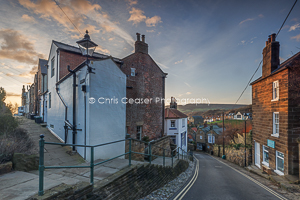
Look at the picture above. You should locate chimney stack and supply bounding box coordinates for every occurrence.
[170,96,177,109]
[135,33,148,54]
[262,33,280,78]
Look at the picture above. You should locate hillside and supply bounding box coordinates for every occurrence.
[176,104,251,117]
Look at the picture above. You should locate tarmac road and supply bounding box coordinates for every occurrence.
[173,153,287,200]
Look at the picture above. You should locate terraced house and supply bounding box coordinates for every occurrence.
[251,33,300,175]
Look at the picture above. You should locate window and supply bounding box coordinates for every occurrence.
[272,112,279,136]
[208,134,215,144]
[200,135,202,139]
[51,57,55,78]
[272,80,279,100]
[131,68,136,76]
[275,151,284,175]
[262,146,269,167]
[171,120,175,127]
[49,93,51,108]
[237,115,241,118]
[182,119,185,127]
[181,132,186,147]
[136,126,142,140]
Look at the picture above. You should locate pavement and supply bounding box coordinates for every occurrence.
[0,117,174,200]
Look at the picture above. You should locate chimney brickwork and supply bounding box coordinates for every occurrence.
[262,33,280,78]
[135,33,148,54]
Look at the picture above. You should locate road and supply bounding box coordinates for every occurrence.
[173,153,287,200]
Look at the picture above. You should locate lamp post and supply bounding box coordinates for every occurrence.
[74,30,98,155]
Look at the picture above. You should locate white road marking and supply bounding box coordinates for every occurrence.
[210,156,288,200]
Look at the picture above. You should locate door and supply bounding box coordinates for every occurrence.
[255,142,260,168]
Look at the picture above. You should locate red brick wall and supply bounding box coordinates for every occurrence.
[59,51,87,80]
[122,52,165,140]
[252,69,291,174]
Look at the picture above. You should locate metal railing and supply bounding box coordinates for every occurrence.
[38,134,190,196]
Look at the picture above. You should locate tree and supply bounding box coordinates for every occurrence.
[223,122,244,144]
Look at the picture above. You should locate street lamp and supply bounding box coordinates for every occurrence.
[76,30,98,59]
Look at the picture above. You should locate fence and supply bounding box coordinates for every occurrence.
[38,134,190,196]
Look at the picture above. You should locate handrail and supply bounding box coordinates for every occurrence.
[38,135,191,196]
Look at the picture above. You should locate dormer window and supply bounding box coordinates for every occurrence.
[131,68,136,76]
[272,80,279,101]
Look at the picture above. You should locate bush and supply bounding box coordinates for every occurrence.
[0,128,34,164]
[142,135,150,143]
[0,114,18,136]
[233,143,242,150]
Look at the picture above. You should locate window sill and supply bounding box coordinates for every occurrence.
[255,163,261,169]
[262,162,269,167]
[274,170,284,176]
[271,99,279,102]
[271,134,279,138]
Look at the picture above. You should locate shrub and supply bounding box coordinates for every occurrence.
[0,113,18,136]
[233,143,242,150]
[0,128,34,164]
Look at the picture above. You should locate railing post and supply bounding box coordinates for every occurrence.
[182,150,183,160]
[38,134,45,196]
[163,149,165,167]
[171,151,173,167]
[149,143,152,165]
[90,147,94,185]
[129,138,132,166]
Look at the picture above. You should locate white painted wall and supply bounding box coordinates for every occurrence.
[165,117,187,153]
[46,53,126,161]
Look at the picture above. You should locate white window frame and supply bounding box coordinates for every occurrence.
[200,135,202,139]
[272,112,279,137]
[262,145,269,167]
[131,68,136,76]
[275,151,284,175]
[51,57,55,78]
[208,134,215,144]
[171,120,175,127]
[136,126,142,140]
[272,80,279,101]
[182,118,185,127]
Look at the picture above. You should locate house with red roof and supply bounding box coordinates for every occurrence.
[164,107,188,153]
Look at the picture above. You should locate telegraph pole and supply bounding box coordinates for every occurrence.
[223,112,225,156]
[244,119,247,167]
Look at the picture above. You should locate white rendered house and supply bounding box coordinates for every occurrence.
[164,108,188,153]
[45,40,126,161]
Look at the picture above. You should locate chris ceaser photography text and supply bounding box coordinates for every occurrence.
[88,97,210,106]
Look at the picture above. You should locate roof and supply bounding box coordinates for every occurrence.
[188,134,194,140]
[39,59,48,75]
[251,51,300,85]
[241,123,252,133]
[192,116,203,119]
[191,127,197,132]
[165,108,188,119]
[52,40,122,63]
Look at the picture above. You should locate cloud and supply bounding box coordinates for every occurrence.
[19,0,135,47]
[17,65,38,78]
[128,8,146,25]
[291,34,300,41]
[156,61,169,69]
[174,60,183,64]
[108,37,115,41]
[258,14,264,18]
[127,0,138,6]
[0,29,45,64]
[184,82,191,87]
[145,16,162,27]
[289,23,300,31]
[146,30,155,33]
[21,14,37,23]
[239,18,255,25]
[186,92,191,95]
[7,92,21,97]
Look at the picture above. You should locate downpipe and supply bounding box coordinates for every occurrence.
[68,65,77,151]
[55,86,68,143]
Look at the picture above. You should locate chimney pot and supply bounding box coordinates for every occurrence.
[268,36,271,43]
[265,41,268,46]
[142,35,145,42]
[136,33,140,41]
[271,33,276,42]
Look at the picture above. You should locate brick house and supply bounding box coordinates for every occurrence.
[251,33,300,175]
[121,33,167,140]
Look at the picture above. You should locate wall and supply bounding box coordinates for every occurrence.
[122,51,166,140]
[29,160,189,200]
[165,118,188,152]
[151,136,172,157]
[252,68,290,174]
[213,146,252,167]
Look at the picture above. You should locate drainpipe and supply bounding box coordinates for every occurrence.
[162,75,166,138]
[55,86,68,143]
[68,65,77,151]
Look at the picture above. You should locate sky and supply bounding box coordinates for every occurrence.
[0,0,300,106]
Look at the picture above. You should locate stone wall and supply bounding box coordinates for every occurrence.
[151,136,171,157]
[213,146,252,167]
[125,139,145,162]
[28,160,189,200]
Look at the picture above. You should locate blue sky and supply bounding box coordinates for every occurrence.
[0,0,300,106]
